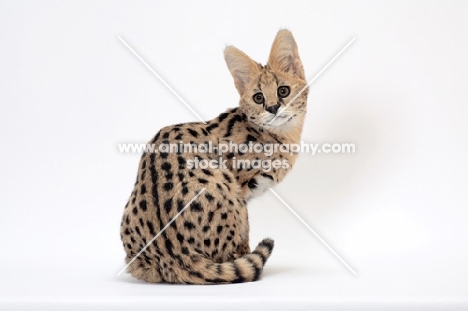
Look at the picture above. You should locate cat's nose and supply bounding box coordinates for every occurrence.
[266,103,280,114]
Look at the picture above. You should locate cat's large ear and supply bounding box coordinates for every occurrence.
[267,30,305,79]
[224,46,261,96]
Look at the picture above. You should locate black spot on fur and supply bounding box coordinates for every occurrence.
[163,182,173,191]
[139,200,147,211]
[201,169,212,176]
[224,114,243,137]
[205,193,214,202]
[176,233,184,243]
[189,271,204,279]
[177,199,185,212]
[190,201,202,212]
[207,211,214,222]
[218,112,229,122]
[246,134,257,142]
[177,156,186,165]
[164,198,172,213]
[151,131,161,144]
[187,128,199,138]
[206,123,219,133]
[165,239,174,257]
[161,162,172,171]
[222,173,232,183]
[184,221,195,230]
[177,173,184,182]
[248,178,257,189]
[146,221,156,235]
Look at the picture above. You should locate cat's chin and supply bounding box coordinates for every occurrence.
[267,113,297,127]
[245,109,304,132]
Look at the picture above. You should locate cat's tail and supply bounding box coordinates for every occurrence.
[186,238,274,284]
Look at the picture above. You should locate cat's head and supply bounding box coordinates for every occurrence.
[224,30,308,132]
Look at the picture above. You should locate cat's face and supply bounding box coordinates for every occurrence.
[238,66,307,128]
[225,30,308,130]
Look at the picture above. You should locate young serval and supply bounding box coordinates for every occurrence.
[121,30,308,284]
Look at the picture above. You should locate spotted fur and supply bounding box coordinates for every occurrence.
[120,30,308,284]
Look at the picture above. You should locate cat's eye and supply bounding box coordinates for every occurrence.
[277,86,290,98]
[253,93,264,104]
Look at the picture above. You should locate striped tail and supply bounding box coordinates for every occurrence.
[187,238,274,284]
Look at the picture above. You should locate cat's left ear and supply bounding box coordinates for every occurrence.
[224,46,261,96]
[267,30,305,80]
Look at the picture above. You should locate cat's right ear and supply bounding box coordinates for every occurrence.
[224,46,260,96]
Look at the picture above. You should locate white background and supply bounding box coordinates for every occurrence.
[1,0,468,310]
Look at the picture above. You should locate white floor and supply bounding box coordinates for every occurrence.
[1,1,468,310]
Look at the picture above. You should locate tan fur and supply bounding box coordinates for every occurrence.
[120,30,308,284]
